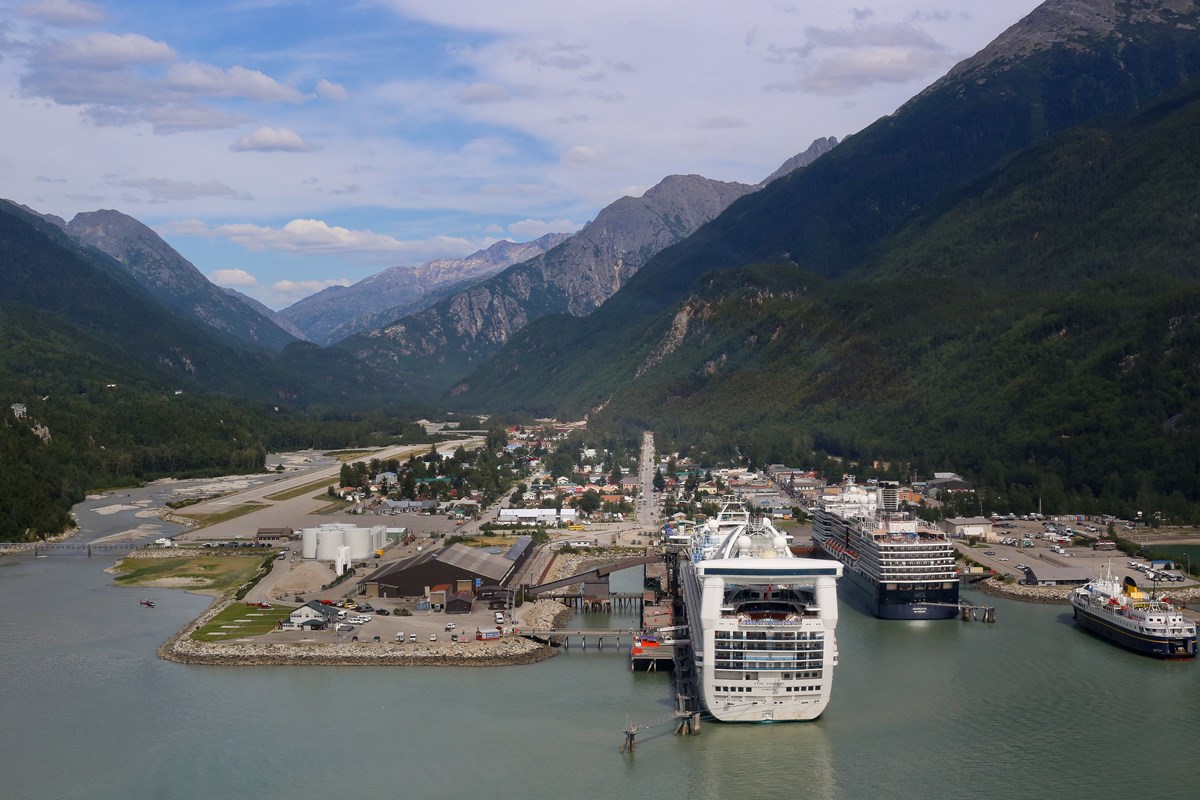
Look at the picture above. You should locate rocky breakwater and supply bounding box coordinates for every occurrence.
[978,578,1200,606]
[159,598,556,668]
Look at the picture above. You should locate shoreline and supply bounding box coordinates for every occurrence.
[976,577,1200,606]
[157,594,564,667]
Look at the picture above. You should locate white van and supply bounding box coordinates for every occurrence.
[495,612,505,624]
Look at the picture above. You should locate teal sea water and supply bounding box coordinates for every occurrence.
[2,493,1197,800]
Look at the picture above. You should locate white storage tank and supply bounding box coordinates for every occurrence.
[346,527,372,561]
[315,527,345,561]
[370,526,385,551]
[301,527,318,560]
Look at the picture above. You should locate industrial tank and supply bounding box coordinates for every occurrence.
[301,528,318,560]
[346,527,372,561]
[315,527,345,561]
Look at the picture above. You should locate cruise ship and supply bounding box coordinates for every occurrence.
[811,480,959,619]
[1070,565,1197,659]
[673,500,843,722]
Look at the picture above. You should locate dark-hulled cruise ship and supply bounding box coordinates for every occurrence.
[811,480,959,620]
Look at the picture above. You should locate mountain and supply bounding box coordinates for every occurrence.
[280,234,570,346]
[339,173,762,396]
[65,209,298,352]
[450,0,1200,518]
[221,287,309,341]
[761,137,839,184]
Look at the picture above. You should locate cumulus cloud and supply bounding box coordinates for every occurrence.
[18,0,105,27]
[210,268,258,287]
[762,19,951,95]
[164,62,305,103]
[315,79,348,101]
[230,126,314,152]
[508,218,580,238]
[48,32,175,68]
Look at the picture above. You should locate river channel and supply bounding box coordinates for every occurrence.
[1,481,1197,800]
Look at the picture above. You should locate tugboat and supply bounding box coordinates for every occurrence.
[139,599,156,608]
[1070,565,1196,659]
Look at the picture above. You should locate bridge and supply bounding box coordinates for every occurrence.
[0,542,141,557]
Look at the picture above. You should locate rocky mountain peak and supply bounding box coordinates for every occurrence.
[761,137,840,184]
[921,0,1200,97]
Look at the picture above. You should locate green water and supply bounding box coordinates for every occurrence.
[2,494,1197,799]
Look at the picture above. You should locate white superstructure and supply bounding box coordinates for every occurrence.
[676,500,843,722]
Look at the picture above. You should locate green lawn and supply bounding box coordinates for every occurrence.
[192,604,292,640]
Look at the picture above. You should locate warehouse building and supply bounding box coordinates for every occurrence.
[358,536,533,599]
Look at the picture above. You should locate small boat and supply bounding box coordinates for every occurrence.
[140,599,156,608]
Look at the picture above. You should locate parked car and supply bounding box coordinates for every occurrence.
[376,608,391,616]
[429,633,438,641]
[409,634,417,642]
[984,551,996,556]
[444,622,457,631]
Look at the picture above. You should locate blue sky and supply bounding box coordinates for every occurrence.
[1,0,1041,308]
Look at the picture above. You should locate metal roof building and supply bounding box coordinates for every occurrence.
[358,537,533,599]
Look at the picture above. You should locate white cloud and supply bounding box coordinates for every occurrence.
[315,79,348,101]
[164,62,306,103]
[48,32,175,68]
[172,218,487,263]
[562,145,600,165]
[211,268,258,286]
[18,0,105,27]
[508,218,580,238]
[230,126,314,152]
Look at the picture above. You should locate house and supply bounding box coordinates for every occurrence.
[285,600,339,629]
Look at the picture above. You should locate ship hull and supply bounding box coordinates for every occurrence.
[814,539,959,620]
[1071,603,1198,659]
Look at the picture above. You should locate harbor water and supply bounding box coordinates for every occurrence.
[2,493,1198,799]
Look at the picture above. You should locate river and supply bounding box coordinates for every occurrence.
[1,486,1197,800]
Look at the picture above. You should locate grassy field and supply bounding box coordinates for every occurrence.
[263,478,335,502]
[192,603,292,640]
[176,503,265,527]
[114,554,265,594]
[324,450,374,462]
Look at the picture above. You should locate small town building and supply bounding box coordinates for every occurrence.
[445,592,474,615]
[941,517,995,541]
[285,600,340,629]
[255,527,293,542]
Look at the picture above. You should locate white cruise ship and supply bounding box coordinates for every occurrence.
[673,500,843,722]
